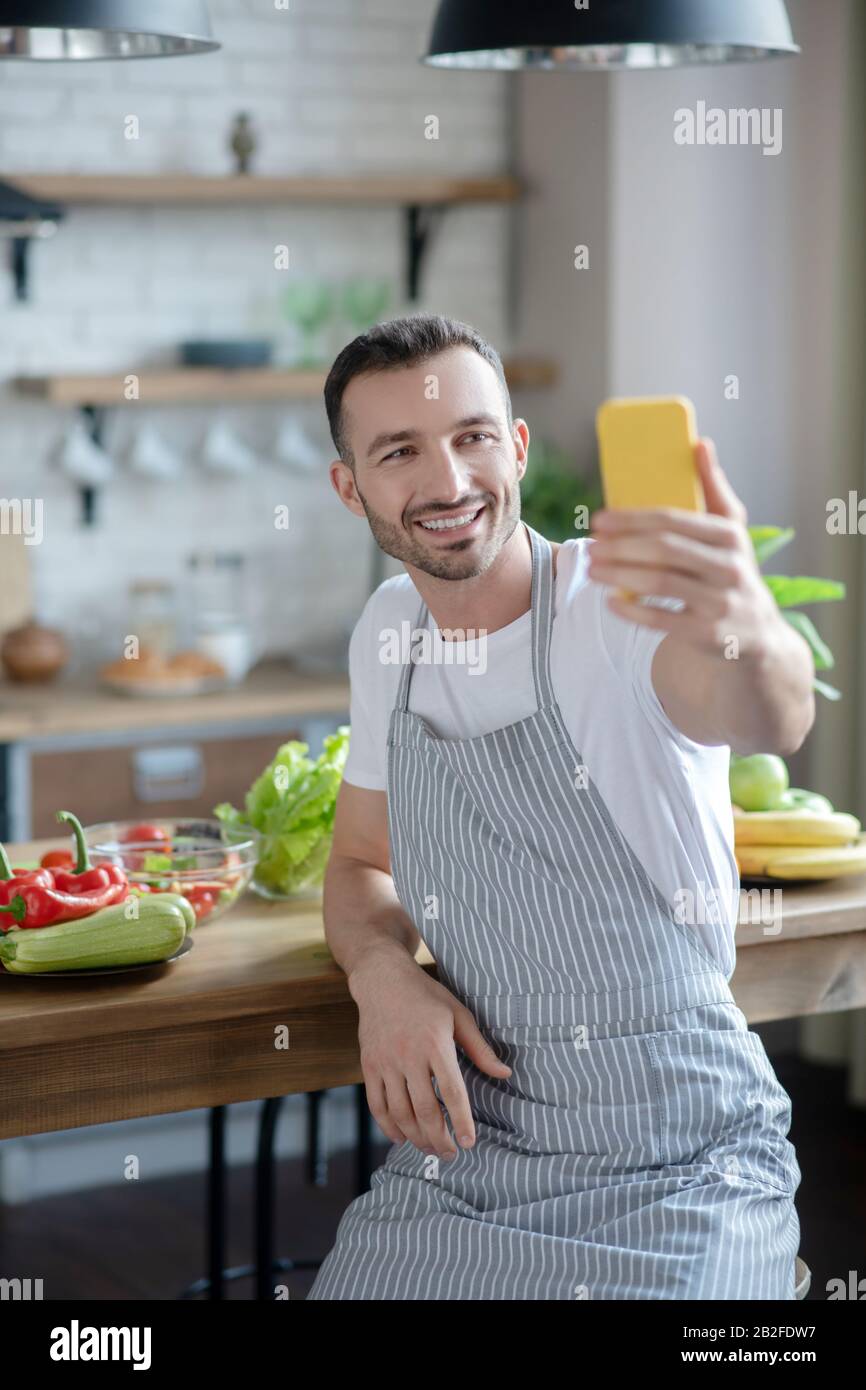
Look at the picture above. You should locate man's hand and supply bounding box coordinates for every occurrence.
[348,945,512,1161]
[587,439,816,754]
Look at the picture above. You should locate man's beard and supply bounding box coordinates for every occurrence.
[356,484,522,581]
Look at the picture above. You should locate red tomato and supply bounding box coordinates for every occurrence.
[40,849,75,870]
[122,823,170,846]
[186,886,217,921]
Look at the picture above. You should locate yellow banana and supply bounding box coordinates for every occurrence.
[736,836,866,880]
[733,809,860,847]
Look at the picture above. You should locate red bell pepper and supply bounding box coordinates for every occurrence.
[2,882,126,929]
[0,842,55,930]
[52,810,128,898]
[2,811,129,929]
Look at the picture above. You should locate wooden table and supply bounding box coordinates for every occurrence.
[2,842,865,1297]
[2,842,866,1140]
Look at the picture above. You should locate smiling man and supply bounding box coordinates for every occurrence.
[306,314,815,1302]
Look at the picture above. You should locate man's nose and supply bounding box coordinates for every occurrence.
[426,447,473,499]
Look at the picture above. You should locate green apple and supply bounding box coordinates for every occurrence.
[729,753,790,811]
[779,787,835,815]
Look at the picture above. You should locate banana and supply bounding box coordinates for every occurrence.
[736,836,866,880]
[733,808,861,847]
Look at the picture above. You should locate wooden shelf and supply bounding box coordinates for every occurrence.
[7,172,521,207]
[13,357,558,407]
[5,171,522,302]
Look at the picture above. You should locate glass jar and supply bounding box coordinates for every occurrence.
[129,580,177,658]
[186,552,252,682]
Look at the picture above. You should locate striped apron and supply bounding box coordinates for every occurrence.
[308,523,801,1301]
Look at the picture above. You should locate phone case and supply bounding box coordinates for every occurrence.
[595,396,704,602]
[595,395,704,512]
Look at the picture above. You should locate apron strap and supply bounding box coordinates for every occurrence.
[396,596,428,712]
[526,523,556,710]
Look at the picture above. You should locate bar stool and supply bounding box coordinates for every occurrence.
[794,1255,811,1300]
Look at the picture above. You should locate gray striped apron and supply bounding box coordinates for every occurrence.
[308,523,801,1301]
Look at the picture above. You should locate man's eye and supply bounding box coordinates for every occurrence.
[462,432,491,444]
[383,447,413,461]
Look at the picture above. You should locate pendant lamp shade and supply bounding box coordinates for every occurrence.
[424,0,799,70]
[0,0,219,59]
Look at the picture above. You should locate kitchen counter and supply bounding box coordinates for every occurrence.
[1,839,866,1140]
[0,659,352,841]
[0,658,349,741]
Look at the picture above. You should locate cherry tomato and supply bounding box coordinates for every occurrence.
[186,886,218,921]
[122,823,170,846]
[40,848,75,870]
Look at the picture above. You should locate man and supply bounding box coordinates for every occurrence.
[306,314,814,1301]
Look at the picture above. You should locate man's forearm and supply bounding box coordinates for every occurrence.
[322,853,423,996]
[653,615,816,755]
[709,617,816,755]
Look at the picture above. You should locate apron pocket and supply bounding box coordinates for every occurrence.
[645,1026,800,1197]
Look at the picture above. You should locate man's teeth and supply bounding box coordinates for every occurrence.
[419,509,480,531]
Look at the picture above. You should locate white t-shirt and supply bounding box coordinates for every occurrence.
[343,535,739,972]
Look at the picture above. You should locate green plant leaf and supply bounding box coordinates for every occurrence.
[782,610,834,670]
[812,677,843,701]
[520,440,603,542]
[762,575,846,607]
[748,525,795,564]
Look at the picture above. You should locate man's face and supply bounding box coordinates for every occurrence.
[330,346,529,581]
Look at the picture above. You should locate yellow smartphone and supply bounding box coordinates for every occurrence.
[595,395,705,600]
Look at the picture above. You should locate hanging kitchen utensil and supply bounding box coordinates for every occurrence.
[0,1,220,60]
[272,417,321,473]
[198,419,258,476]
[424,0,799,70]
[124,422,181,480]
[51,415,114,485]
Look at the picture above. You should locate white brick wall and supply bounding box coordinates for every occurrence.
[0,0,513,659]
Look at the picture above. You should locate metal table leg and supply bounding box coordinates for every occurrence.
[306,1089,328,1187]
[355,1081,375,1194]
[208,1104,226,1300]
[180,1104,239,1300]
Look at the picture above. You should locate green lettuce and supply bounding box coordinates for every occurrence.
[214,726,350,895]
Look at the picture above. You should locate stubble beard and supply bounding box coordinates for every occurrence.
[357,484,522,581]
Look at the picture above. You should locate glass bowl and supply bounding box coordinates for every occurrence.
[83,819,260,926]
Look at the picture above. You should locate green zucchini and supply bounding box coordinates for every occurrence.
[0,897,187,974]
[146,892,196,934]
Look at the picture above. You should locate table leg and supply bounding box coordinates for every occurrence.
[255,1096,283,1300]
[355,1082,375,1194]
[208,1105,227,1300]
[306,1089,328,1186]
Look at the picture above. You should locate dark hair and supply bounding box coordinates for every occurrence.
[324,313,512,468]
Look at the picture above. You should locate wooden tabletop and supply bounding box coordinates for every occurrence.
[1,838,865,1141]
[0,659,349,742]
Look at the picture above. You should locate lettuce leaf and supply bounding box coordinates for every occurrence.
[214,725,350,895]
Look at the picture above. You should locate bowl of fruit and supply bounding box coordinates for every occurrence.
[730,754,865,885]
[83,819,259,924]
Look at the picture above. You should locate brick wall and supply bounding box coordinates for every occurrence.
[0,0,512,665]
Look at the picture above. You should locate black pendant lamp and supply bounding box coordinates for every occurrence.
[424,0,799,70]
[0,0,219,60]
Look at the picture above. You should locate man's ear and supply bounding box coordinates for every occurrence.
[513,420,530,482]
[329,459,367,519]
